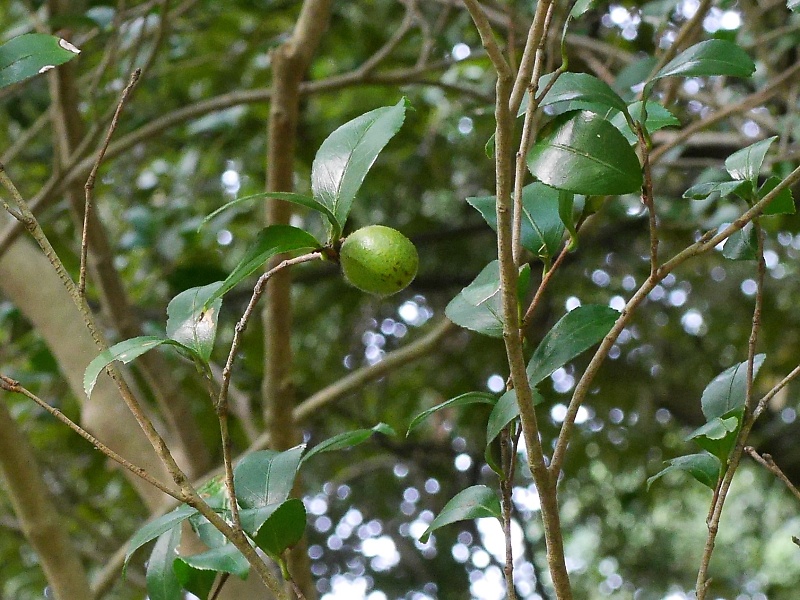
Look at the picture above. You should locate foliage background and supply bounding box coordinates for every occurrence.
[1,0,800,599]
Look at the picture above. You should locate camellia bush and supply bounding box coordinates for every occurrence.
[2,1,800,600]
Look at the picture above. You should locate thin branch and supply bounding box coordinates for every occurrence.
[509,0,553,114]
[355,3,415,76]
[636,122,658,274]
[79,68,141,298]
[0,167,288,599]
[462,0,512,77]
[745,448,800,504]
[0,375,181,500]
[218,251,324,530]
[650,62,800,165]
[695,226,766,599]
[754,364,800,420]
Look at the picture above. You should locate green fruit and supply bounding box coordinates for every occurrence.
[340,225,418,296]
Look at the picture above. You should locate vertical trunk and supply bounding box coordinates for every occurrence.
[263,3,332,597]
[0,401,92,600]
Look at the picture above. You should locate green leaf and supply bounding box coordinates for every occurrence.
[445,261,504,338]
[758,175,796,216]
[647,453,721,490]
[311,98,407,229]
[790,0,800,12]
[701,354,766,421]
[682,180,749,200]
[419,485,502,543]
[173,560,216,600]
[534,72,629,115]
[0,34,81,89]
[517,263,532,305]
[234,445,305,509]
[527,111,642,195]
[208,225,320,304]
[527,305,619,384]
[686,413,741,461]
[301,423,395,465]
[251,499,307,557]
[84,336,187,397]
[759,176,796,215]
[558,190,579,249]
[467,183,566,260]
[166,282,223,363]
[177,543,249,579]
[725,137,778,183]
[200,191,340,240]
[486,388,545,448]
[651,40,755,81]
[722,222,758,261]
[407,392,497,435]
[611,101,680,144]
[125,505,197,571]
[146,528,182,600]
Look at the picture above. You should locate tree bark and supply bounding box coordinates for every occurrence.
[263,2,332,597]
[0,400,93,600]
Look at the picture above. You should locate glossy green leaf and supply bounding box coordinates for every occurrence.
[517,263,532,304]
[558,190,579,249]
[84,336,187,397]
[189,513,228,550]
[173,560,216,600]
[201,191,340,239]
[467,183,566,260]
[701,354,766,421]
[760,176,796,215]
[687,413,741,461]
[234,444,305,509]
[125,505,197,570]
[0,34,81,89]
[651,40,755,81]
[166,282,223,363]
[311,98,407,228]
[419,485,502,543]
[408,392,497,435]
[177,543,249,579]
[527,305,619,384]
[725,137,777,183]
[251,499,307,557]
[208,225,320,304]
[527,111,642,195]
[611,101,680,144]
[146,528,182,600]
[722,222,757,261]
[647,452,721,490]
[683,180,749,200]
[535,72,629,115]
[445,261,504,338]
[790,0,800,12]
[486,388,545,448]
[301,423,395,464]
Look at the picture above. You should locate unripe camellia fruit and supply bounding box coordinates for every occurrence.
[340,225,418,296]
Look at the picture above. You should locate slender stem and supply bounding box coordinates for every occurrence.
[217,251,323,530]
[695,222,765,599]
[80,69,141,297]
[0,167,288,599]
[0,376,180,500]
[636,122,658,275]
[745,448,800,503]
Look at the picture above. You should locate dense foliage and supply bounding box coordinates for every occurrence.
[1,1,800,599]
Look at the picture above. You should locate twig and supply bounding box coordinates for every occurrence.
[355,3,415,76]
[522,239,571,329]
[0,375,180,500]
[462,0,512,76]
[217,252,323,530]
[754,364,800,420]
[695,222,765,599]
[636,122,658,274]
[745,448,800,503]
[0,167,289,599]
[79,69,141,298]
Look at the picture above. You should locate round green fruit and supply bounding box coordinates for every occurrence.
[339,225,418,296]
